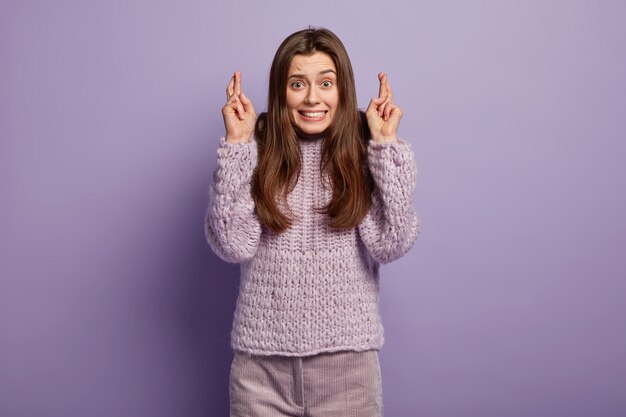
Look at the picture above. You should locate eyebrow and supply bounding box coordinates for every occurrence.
[288,69,337,79]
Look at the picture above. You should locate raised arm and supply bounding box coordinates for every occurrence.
[204,72,261,263]
[358,73,421,264]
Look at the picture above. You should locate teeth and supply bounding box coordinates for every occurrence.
[302,111,325,118]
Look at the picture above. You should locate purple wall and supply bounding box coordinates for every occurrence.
[2,1,625,416]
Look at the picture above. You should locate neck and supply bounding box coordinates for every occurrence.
[294,126,326,141]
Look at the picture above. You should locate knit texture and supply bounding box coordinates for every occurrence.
[205,135,420,356]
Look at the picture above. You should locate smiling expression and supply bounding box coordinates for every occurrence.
[286,52,339,135]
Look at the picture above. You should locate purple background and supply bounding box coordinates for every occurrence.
[2,1,625,416]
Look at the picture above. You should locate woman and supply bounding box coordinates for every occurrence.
[205,27,420,417]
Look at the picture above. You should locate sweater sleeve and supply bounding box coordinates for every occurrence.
[357,139,421,264]
[204,137,262,263]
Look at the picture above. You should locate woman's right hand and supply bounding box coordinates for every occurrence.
[222,71,256,144]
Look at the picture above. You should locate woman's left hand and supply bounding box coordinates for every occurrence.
[366,72,402,144]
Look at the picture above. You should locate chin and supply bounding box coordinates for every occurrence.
[295,120,332,134]
[299,126,327,134]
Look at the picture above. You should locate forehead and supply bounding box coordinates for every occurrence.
[288,52,336,75]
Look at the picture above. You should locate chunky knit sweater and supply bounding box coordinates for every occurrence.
[205,134,420,356]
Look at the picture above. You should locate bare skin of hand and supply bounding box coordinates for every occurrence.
[222,71,256,144]
[366,72,402,144]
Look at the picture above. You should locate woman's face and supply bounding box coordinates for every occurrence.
[286,52,339,135]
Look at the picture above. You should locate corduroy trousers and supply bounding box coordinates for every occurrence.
[229,349,383,417]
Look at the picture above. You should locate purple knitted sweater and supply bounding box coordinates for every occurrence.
[205,134,420,356]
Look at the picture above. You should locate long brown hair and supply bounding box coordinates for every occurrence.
[252,27,374,234]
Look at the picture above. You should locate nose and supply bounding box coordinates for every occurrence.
[304,87,320,105]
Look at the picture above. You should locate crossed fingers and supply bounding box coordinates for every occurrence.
[225,71,245,120]
[377,72,394,121]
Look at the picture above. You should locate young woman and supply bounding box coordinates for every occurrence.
[205,27,420,417]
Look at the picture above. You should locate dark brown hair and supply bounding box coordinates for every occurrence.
[252,27,373,233]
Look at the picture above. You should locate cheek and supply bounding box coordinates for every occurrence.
[285,91,300,112]
[285,98,293,112]
[329,91,340,111]
[328,94,339,122]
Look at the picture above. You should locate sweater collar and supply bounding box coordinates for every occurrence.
[294,126,326,142]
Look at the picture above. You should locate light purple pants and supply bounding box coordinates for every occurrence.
[229,349,384,417]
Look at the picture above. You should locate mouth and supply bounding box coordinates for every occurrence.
[298,110,328,121]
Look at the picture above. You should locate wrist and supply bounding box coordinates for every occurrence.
[371,135,398,144]
[225,134,251,144]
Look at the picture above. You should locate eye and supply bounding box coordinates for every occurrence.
[321,80,333,88]
[290,81,304,89]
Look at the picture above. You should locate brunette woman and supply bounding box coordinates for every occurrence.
[205,27,420,417]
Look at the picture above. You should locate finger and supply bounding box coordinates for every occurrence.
[379,72,392,100]
[378,100,386,117]
[222,101,239,119]
[367,96,386,114]
[234,71,242,95]
[386,103,402,121]
[378,73,394,117]
[228,93,245,120]
[235,96,245,120]
[239,91,255,115]
[384,101,396,121]
[378,97,391,117]
[377,72,387,98]
[385,73,393,99]
[226,73,235,100]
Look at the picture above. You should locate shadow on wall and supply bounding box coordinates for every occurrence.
[172,176,241,416]
[192,251,239,415]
